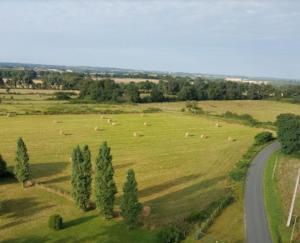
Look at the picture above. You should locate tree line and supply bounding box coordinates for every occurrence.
[0,138,142,229]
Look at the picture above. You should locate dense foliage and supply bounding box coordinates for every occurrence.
[14,137,30,185]
[254,132,274,145]
[0,154,8,178]
[277,113,300,154]
[2,68,300,103]
[71,145,92,210]
[120,169,142,228]
[48,214,63,230]
[95,142,117,219]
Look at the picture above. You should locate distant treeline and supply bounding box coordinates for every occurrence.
[1,69,300,103]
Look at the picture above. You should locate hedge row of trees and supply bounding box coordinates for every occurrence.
[277,113,300,154]
[71,141,142,228]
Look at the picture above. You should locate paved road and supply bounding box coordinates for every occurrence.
[245,141,280,243]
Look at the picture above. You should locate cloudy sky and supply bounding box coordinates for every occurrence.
[0,0,300,79]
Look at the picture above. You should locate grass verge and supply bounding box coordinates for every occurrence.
[264,152,291,243]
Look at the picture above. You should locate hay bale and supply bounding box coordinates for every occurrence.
[111,122,116,126]
[69,157,72,162]
[200,134,205,139]
[94,126,99,131]
[24,180,35,188]
[216,123,221,127]
[100,115,105,119]
[144,122,148,126]
[133,132,138,137]
[142,206,151,217]
[6,113,11,117]
[185,132,189,138]
[228,136,236,142]
[107,119,111,124]
[59,130,64,135]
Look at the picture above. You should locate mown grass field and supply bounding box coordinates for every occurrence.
[0,109,261,242]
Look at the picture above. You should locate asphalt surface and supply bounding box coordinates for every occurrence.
[245,141,280,243]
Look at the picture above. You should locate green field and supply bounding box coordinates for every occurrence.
[3,92,300,242]
[0,108,261,241]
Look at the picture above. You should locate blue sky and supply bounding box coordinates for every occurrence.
[0,0,300,79]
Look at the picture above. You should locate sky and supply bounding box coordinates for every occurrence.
[0,0,300,79]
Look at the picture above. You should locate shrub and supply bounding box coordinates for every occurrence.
[158,220,190,243]
[142,107,162,113]
[48,214,63,230]
[53,92,71,100]
[254,131,274,145]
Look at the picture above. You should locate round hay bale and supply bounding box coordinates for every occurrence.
[200,134,206,139]
[216,123,221,127]
[144,122,148,126]
[100,115,104,119]
[69,157,72,162]
[228,136,236,142]
[24,180,35,188]
[185,132,189,138]
[133,132,138,137]
[107,119,111,124]
[94,126,99,131]
[111,122,116,126]
[142,206,151,217]
[59,130,64,135]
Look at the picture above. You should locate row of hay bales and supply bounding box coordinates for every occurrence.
[53,115,236,141]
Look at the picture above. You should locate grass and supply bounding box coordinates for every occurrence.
[0,110,261,241]
[264,152,292,243]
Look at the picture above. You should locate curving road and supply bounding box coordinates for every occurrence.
[245,141,280,243]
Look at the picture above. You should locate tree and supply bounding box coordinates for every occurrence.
[277,113,300,154]
[0,154,8,177]
[120,169,142,228]
[82,145,92,207]
[14,138,30,186]
[150,86,164,102]
[126,83,140,103]
[71,145,92,210]
[95,141,117,219]
[0,75,4,88]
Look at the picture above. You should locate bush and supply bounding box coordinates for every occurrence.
[158,220,190,243]
[254,131,274,145]
[53,92,71,100]
[48,214,63,230]
[142,107,162,113]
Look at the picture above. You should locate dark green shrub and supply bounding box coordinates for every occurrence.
[254,132,274,145]
[158,220,190,243]
[53,92,71,100]
[142,107,162,113]
[48,214,63,230]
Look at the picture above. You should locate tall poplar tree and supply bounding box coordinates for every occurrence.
[71,145,92,211]
[120,169,142,228]
[95,141,117,219]
[14,137,30,186]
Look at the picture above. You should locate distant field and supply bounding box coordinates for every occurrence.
[197,100,300,122]
[0,112,261,241]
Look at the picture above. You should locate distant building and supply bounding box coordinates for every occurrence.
[225,77,269,85]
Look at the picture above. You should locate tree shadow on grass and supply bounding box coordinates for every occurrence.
[30,162,69,179]
[0,197,55,230]
[41,175,70,184]
[63,215,98,229]
[144,175,227,224]
[139,172,204,198]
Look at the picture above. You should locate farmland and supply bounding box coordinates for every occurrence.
[0,91,266,242]
[2,91,300,242]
